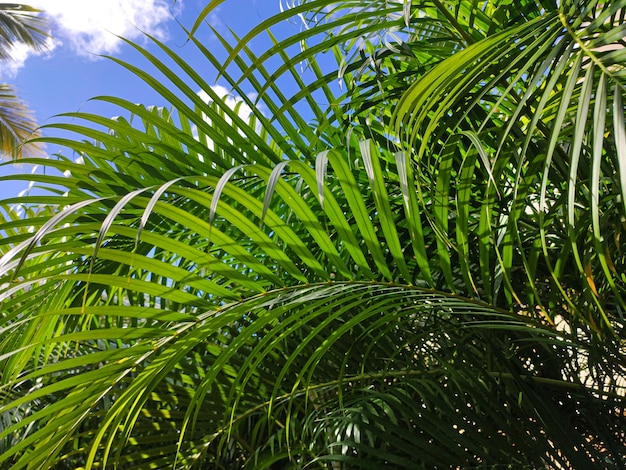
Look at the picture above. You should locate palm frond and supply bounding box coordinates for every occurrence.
[0,84,43,158]
[0,3,48,60]
[1,1,625,468]
[0,4,48,159]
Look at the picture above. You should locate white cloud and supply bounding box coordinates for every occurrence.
[198,85,253,121]
[0,0,181,77]
[204,6,223,29]
[36,0,180,55]
[194,85,258,153]
[0,36,56,79]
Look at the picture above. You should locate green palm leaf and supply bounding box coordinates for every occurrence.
[1,1,625,468]
[0,4,48,159]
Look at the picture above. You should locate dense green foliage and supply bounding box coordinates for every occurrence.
[1,0,625,467]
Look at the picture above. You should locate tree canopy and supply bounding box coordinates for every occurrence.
[0,4,47,159]
[1,0,625,468]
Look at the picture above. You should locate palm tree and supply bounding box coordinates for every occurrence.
[1,0,625,467]
[0,3,48,159]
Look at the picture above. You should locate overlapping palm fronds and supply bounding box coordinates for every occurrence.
[0,1,625,468]
[0,3,48,159]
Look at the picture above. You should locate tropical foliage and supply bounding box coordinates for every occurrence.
[0,3,47,159]
[1,0,626,467]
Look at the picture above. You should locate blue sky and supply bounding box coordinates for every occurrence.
[0,0,276,199]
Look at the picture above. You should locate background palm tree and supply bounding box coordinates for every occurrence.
[0,3,48,159]
[1,0,625,468]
